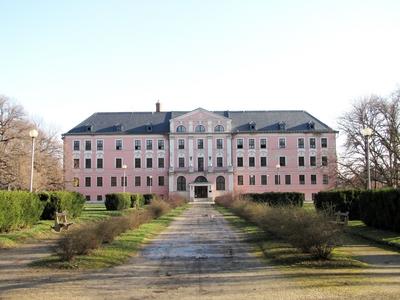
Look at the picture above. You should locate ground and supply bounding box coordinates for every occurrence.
[1,203,400,299]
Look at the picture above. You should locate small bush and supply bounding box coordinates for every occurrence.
[314,190,361,220]
[38,191,85,220]
[245,192,304,206]
[0,191,44,232]
[147,199,171,219]
[165,194,187,208]
[105,193,131,211]
[130,193,145,208]
[143,194,155,205]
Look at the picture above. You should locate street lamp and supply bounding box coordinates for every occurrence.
[361,127,373,189]
[29,129,38,192]
[122,164,127,193]
[275,164,281,191]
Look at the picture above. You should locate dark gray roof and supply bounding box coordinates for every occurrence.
[63,110,336,136]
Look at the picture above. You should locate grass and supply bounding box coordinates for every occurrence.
[303,202,316,211]
[31,205,188,269]
[216,205,366,268]
[0,203,127,249]
[346,220,400,250]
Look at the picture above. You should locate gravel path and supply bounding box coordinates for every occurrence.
[1,203,400,299]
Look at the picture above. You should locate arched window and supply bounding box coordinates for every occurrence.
[195,125,205,132]
[214,125,224,132]
[176,125,186,133]
[177,176,186,191]
[194,176,208,183]
[216,176,225,191]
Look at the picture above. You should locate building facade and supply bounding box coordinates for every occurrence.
[63,105,337,201]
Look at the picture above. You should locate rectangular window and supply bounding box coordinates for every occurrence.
[249,139,255,149]
[85,195,90,201]
[275,175,281,185]
[85,177,91,187]
[146,140,152,150]
[178,139,185,149]
[158,157,164,168]
[322,156,328,166]
[85,140,92,151]
[111,176,117,187]
[285,175,291,185]
[115,158,122,168]
[96,140,103,151]
[323,174,329,185]
[135,176,141,187]
[73,177,79,187]
[237,139,243,149]
[73,140,80,151]
[249,175,255,185]
[310,138,316,149]
[261,175,267,185]
[279,156,286,167]
[73,158,80,169]
[321,138,328,148]
[237,157,243,167]
[198,157,204,171]
[197,139,204,149]
[217,139,223,149]
[135,140,141,150]
[279,138,286,149]
[158,176,164,186]
[298,156,305,167]
[299,174,305,185]
[179,157,185,168]
[147,176,153,186]
[217,157,223,167]
[85,158,91,169]
[146,158,152,168]
[311,174,317,185]
[298,138,305,149]
[260,157,267,167]
[97,158,103,169]
[310,156,316,167]
[115,139,122,150]
[135,158,141,168]
[237,175,243,185]
[97,176,103,187]
[97,195,102,201]
[121,176,127,187]
[249,157,255,167]
[158,140,165,150]
[260,138,267,149]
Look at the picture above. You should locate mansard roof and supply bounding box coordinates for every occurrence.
[63,109,336,136]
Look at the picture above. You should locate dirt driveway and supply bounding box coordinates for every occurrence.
[1,203,400,299]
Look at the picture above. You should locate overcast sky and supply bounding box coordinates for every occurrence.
[1,0,399,141]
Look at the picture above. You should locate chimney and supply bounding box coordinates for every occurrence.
[156,100,161,112]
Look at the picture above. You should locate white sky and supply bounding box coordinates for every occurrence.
[1,0,399,143]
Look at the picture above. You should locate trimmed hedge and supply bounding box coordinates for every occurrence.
[314,190,362,220]
[0,191,44,232]
[38,191,86,220]
[359,189,400,232]
[143,194,155,205]
[130,193,145,208]
[105,193,131,211]
[245,192,304,206]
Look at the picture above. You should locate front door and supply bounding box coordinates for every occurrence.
[194,186,208,198]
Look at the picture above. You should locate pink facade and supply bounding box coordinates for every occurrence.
[63,108,337,201]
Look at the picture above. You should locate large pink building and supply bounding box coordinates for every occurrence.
[63,104,337,201]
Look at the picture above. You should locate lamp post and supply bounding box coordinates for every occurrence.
[29,129,38,192]
[149,175,153,195]
[122,164,127,193]
[275,164,281,191]
[361,127,373,190]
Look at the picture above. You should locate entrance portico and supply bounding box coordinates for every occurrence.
[189,176,212,201]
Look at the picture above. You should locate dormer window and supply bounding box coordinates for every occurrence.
[249,122,256,131]
[146,123,153,132]
[87,125,93,132]
[114,124,123,131]
[195,125,205,132]
[176,125,186,132]
[214,125,224,132]
[278,121,286,130]
[307,121,315,130]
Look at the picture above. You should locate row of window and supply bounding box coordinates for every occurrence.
[237,137,328,149]
[74,175,164,188]
[73,139,167,152]
[176,124,224,133]
[236,174,329,185]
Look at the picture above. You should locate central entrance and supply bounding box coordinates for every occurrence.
[194,186,208,198]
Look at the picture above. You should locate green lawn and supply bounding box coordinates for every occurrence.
[32,205,188,269]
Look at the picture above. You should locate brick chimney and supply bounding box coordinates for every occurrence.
[156,100,161,112]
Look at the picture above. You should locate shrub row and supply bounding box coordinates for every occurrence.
[0,191,44,232]
[105,193,131,211]
[58,199,180,261]
[314,190,362,220]
[216,194,341,259]
[245,192,304,207]
[38,191,86,220]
